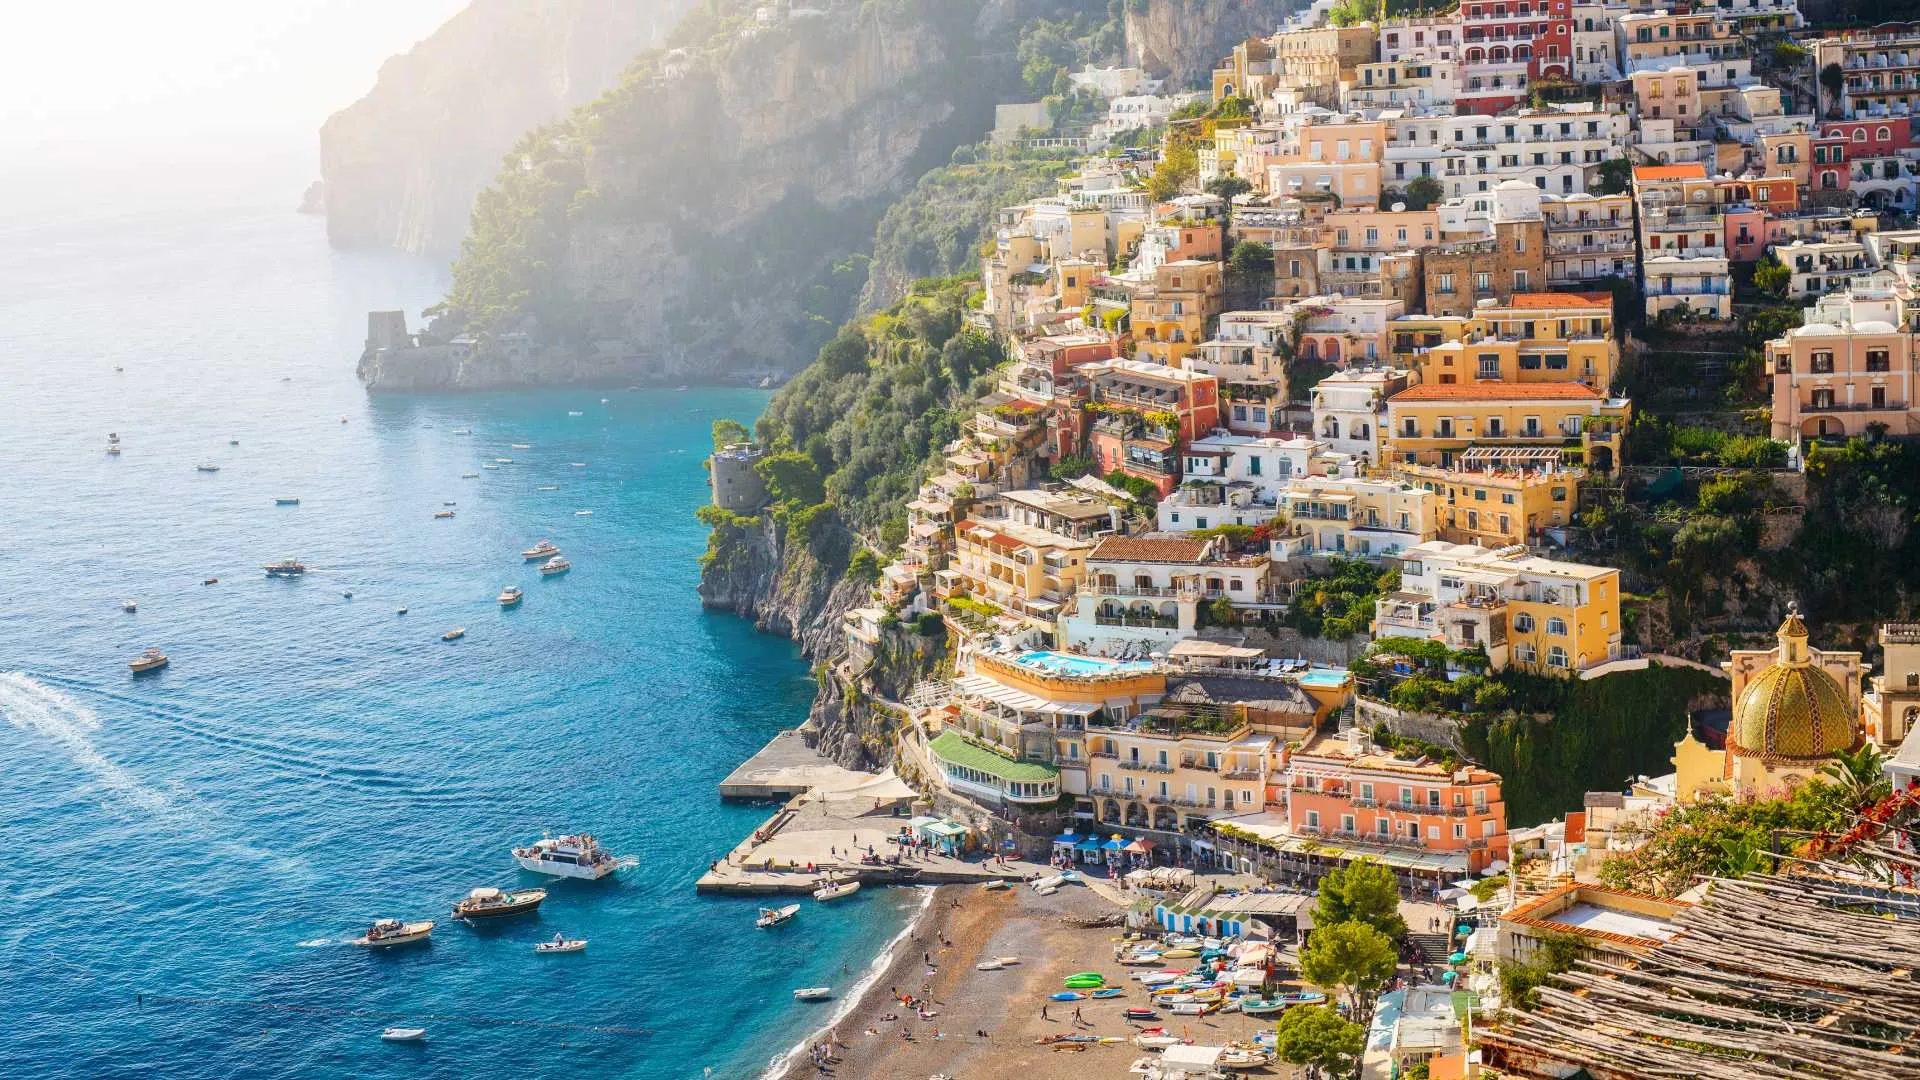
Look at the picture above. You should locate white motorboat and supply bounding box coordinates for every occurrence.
[195,463,220,472]
[812,876,860,902]
[535,934,587,954]
[567,411,583,417]
[1134,1033,1184,1050]
[351,918,434,948]
[380,1028,427,1043]
[568,462,586,468]
[107,432,119,444]
[1217,1048,1270,1070]
[498,586,524,607]
[495,457,513,464]
[539,556,571,576]
[574,509,593,516]
[482,464,499,470]
[756,904,800,929]
[264,560,308,577]
[511,443,531,450]
[121,600,137,613]
[792,987,833,1002]
[451,428,471,435]
[128,647,169,674]
[512,833,628,880]
[462,472,479,479]
[521,540,560,560]
[106,445,121,455]
[442,628,465,642]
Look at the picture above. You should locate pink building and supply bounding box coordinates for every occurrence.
[1723,206,1768,263]
[1767,286,1917,441]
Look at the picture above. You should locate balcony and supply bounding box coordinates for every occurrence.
[1087,582,1197,599]
[1117,759,1175,774]
[1096,613,1180,629]
[1801,399,1907,414]
[1546,239,1637,256]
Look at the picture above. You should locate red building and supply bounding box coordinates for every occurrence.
[1458,0,1548,114]
[1811,133,1851,195]
[1082,360,1220,496]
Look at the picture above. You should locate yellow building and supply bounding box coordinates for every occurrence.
[1392,293,1618,391]
[1391,454,1581,549]
[939,519,1092,626]
[1674,606,1865,802]
[1086,715,1274,834]
[1383,382,1630,472]
[1131,259,1224,368]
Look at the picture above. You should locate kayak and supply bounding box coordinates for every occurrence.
[1089,988,1125,999]
[1050,992,1087,1001]
[1067,971,1105,982]
[1122,1007,1159,1021]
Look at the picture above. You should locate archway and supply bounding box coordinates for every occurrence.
[1323,338,1341,363]
[1152,806,1179,831]
[1125,802,1148,827]
[1587,444,1614,472]
[1102,799,1122,824]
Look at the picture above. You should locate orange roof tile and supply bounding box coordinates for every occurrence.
[1502,291,1613,309]
[1393,382,1601,402]
[1633,164,1707,181]
[1090,536,1210,563]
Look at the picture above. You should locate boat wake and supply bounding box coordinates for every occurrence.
[760,886,936,1080]
[295,938,343,948]
[0,671,172,814]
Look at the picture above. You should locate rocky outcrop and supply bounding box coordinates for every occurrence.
[1124,0,1293,87]
[320,0,689,255]
[698,515,858,660]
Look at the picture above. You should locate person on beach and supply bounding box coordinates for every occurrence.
[1041,1004,1049,1021]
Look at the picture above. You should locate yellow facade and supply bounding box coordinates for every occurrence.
[1086,723,1271,831]
[1384,384,1630,470]
[1131,260,1223,367]
[1391,462,1580,548]
[1504,562,1621,676]
[1392,295,1617,391]
[946,519,1092,623]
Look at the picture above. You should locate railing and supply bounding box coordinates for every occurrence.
[1546,239,1637,255]
[1802,399,1907,413]
[1096,613,1179,629]
[1118,760,1175,774]
[1085,583,1197,599]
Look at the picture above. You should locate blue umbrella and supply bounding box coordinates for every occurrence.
[1441,970,1457,982]
[1448,951,1468,965]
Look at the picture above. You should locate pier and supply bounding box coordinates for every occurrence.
[717,729,878,799]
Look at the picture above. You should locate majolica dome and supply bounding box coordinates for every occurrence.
[1727,604,1860,764]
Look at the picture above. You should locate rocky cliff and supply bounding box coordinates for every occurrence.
[1124,0,1293,87]
[320,0,689,255]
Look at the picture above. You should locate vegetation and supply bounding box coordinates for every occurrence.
[1274,1004,1366,1077]
[1774,438,1920,623]
[711,418,752,450]
[1402,174,1443,211]
[1102,469,1162,504]
[1310,860,1409,940]
[1205,176,1252,201]
[1299,920,1399,1030]
[1227,240,1274,276]
[1598,780,1863,895]
[1752,253,1791,301]
[1498,929,1590,1010]
[1595,157,1633,196]
[1146,143,1199,201]
[1283,559,1398,640]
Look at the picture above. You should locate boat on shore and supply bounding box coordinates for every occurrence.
[442,628,465,641]
[756,904,800,929]
[813,875,859,902]
[539,556,571,577]
[521,540,560,560]
[264,560,307,577]
[351,918,434,948]
[380,1028,427,1043]
[535,934,586,954]
[511,833,627,880]
[1235,991,1325,1016]
[128,648,169,674]
[451,886,545,920]
[498,586,523,607]
[792,987,832,1002]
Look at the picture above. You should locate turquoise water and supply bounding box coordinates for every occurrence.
[0,177,915,1077]
[1013,650,1155,676]
[1296,669,1351,688]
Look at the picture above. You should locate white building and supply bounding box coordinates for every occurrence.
[1542,191,1637,286]
[1311,367,1411,464]
[1156,432,1354,533]
[1272,476,1437,561]
[1060,535,1273,655]
[1070,65,1164,99]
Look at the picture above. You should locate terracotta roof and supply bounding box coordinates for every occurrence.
[1633,164,1707,181]
[1090,535,1210,563]
[1392,382,1601,402]
[1502,291,1612,309]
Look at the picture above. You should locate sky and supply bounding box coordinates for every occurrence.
[0,1,469,156]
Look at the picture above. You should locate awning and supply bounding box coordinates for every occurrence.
[1103,838,1128,850]
[1076,836,1105,851]
[1125,839,1155,853]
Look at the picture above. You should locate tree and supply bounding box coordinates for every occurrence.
[1228,240,1274,276]
[1752,254,1791,301]
[1820,63,1846,117]
[1821,742,1891,808]
[1403,174,1443,211]
[1274,1004,1365,1077]
[754,451,825,507]
[1595,157,1633,196]
[1049,454,1096,481]
[1311,860,1409,940]
[1146,144,1199,202]
[1299,920,1398,1029]
[711,418,752,450]
[1205,175,1252,201]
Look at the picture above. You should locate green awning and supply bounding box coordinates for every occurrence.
[929,730,1059,782]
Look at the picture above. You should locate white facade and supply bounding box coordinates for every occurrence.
[1156,432,1354,533]
[1275,477,1436,561]
[1070,65,1164,99]
[1312,367,1409,464]
[1384,107,1626,201]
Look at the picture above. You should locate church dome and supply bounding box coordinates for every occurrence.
[1727,606,1859,764]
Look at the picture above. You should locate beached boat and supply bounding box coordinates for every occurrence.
[1168,1000,1217,1016]
[995,956,1021,966]
[1030,870,1079,892]
[521,540,560,560]
[1235,991,1326,1016]
[792,987,832,1002]
[1090,988,1126,999]
[512,833,626,880]
[534,934,587,954]
[539,556,571,576]
[1049,992,1087,1002]
[264,560,307,577]
[451,886,545,920]
[1159,948,1198,959]
[976,959,1005,971]
[980,879,1011,891]
[1122,1008,1159,1022]
[756,904,800,929]
[442,628,465,641]
[128,648,169,674]
[433,510,454,520]
[195,463,219,472]
[351,918,434,948]
[1134,1032,1184,1050]
[1217,1048,1270,1070]
[812,875,860,902]
[1136,972,1183,987]
[498,586,523,607]
[380,1028,427,1043]
[275,497,300,506]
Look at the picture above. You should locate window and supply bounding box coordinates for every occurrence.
[1514,269,1529,290]
[1547,617,1568,636]
[1514,612,1534,632]
[1454,823,1467,839]
[1437,273,1456,294]
[1868,349,1891,372]
[1306,810,1320,828]
[1478,354,1501,379]
[1360,782,1374,802]
[1377,820,1391,836]
[1547,645,1569,668]
[1812,351,1834,374]
[1475,272,1492,293]
[1341,814,1356,833]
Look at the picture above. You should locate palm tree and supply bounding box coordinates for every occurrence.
[1822,743,1891,809]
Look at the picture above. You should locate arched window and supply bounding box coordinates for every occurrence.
[1468,47,1485,62]
[1514,613,1535,632]
[1879,126,1894,141]
[1547,617,1568,636]
[1855,130,1869,142]
[1547,646,1569,668]
[1323,417,1341,439]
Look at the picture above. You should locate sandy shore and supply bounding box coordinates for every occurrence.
[773,882,1293,1080]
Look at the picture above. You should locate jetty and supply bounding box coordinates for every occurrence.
[718,729,877,799]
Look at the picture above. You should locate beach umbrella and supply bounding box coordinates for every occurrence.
[1448,951,1468,965]
[1441,970,1457,983]
[1455,924,1473,937]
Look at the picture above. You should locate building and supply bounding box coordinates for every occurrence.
[1384,381,1630,473]
[1272,476,1438,561]
[1395,292,1619,393]
[1313,367,1412,465]
[938,518,1093,628]
[992,487,1118,541]
[1864,623,1920,748]
[1812,31,1920,123]
[1156,432,1352,533]
[1393,450,1582,548]
[1060,534,1271,654]
[1633,163,1732,319]
[1765,283,1918,442]
[1084,360,1221,496]
[1129,259,1225,367]
[1673,605,1865,802]
[708,443,767,512]
[1374,541,1635,677]
[1422,181,1547,317]
[1541,191,1636,286]
[1775,236,1875,300]
[1498,883,1689,965]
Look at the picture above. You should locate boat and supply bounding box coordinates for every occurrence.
[756,904,800,929]
[396,607,408,615]
[568,462,586,468]
[536,485,559,491]
[264,560,307,577]
[994,956,1021,966]
[106,445,121,455]
[107,433,119,444]
[442,628,465,641]
[442,501,457,507]
[510,444,531,450]
[451,886,545,919]
[482,464,499,470]
[380,1028,427,1043]
[521,540,560,560]
[195,463,219,472]
[1217,1048,1270,1070]
[1137,972,1183,987]
[498,586,523,607]
[976,959,1004,971]
[1134,1032,1184,1050]
[1049,992,1087,1002]
[1090,988,1126,999]
[535,934,587,955]
[1030,870,1079,891]
[433,510,455,520]
[1168,1000,1217,1016]
[574,510,593,517]
[203,577,218,585]
[1122,1008,1159,1022]
[567,411,584,417]
[495,458,513,464]
[1235,991,1326,1017]
[1159,948,1198,959]
[981,879,1011,891]
[462,472,479,479]
[342,590,353,599]
[121,600,136,613]
[275,497,300,506]
[511,833,627,880]
[229,439,239,446]
[539,556,571,576]
[351,918,434,948]
[792,987,833,1002]
[128,648,169,674]
[451,428,471,435]
[813,875,860,902]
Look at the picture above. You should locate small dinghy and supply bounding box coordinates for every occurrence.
[380,1028,426,1043]
[756,904,800,929]
[976,959,1005,971]
[535,934,587,955]
[792,987,833,1002]
[1090,987,1125,999]
[1122,1008,1158,1022]
[813,875,859,902]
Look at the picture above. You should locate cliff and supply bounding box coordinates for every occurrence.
[320,0,689,255]
[1124,0,1293,87]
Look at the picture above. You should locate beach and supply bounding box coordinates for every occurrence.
[773,882,1294,1080]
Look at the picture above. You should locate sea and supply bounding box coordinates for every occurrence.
[0,149,919,1079]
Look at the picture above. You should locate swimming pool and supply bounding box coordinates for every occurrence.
[1296,667,1352,688]
[1014,650,1155,676]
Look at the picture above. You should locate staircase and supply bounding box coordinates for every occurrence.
[1407,932,1454,965]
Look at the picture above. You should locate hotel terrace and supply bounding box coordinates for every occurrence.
[1060,534,1273,655]
[1392,447,1583,549]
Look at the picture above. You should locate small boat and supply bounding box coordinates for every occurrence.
[396,607,408,615]
[511,443,531,450]
[1122,1008,1159,1022]
[537,485,559,491]
[106,445,121,455]
[380,1028,426,1043]
[482,464,499,470]
[462,472,479,479]
[1049,992,1087,1002]
[568,462,586,468]
[1090,988,1126,999]
[121,600,137,613]
[574,510,592,517]
[275,497,300,506]
[498,587,523,607]
[203,577,218,585]
[351,918,434,948]
[756,904,800,929]
[340,417,349,424]
[1218,1048,1271,1070]
[976,959,1005,971]
[495,458,512,464]
[600,398,609,404]
[342,590,353,599]
[792,987,832,1002]
[512,833,627,880]
[264,560,307,577]
[433,510,454,520]
[567,411,584,417]
[451,429,471,435]
[451,886,545,919]
[813,876,860,902]
[108,433,119,444]
[534,934,587,955]
[195,463,220,472]
[1159,948,1198,959]
[1134,1032,1183,1050]
[442,501,456,507]
[539,556,571,577]
[1168,1000,1217,1016]
[995,956,1021,966]
[521,540,560,560]
[1236,991,1326,1016]
[229,439,239,446]
[981,880,1010,891]
[128,648,169,674]
[442,628,465,641]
